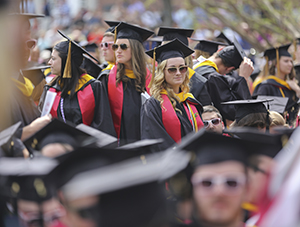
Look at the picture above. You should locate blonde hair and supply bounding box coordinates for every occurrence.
[150,59,190,111]
[269,111,285,127]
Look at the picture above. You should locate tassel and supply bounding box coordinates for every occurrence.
[293,39,297,61]
[149,47,156,89]
[276,47,280,77]
[62,41,72,78]
[264,56,269,77]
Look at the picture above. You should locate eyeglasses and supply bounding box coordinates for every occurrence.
[203,118,221,128]
[112,43,129,51]
[166,66,188,74]
[192,174,246,194]
[100,42,114,49]
[26,39,37,50]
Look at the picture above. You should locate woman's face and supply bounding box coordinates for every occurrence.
[164,57,187,93]
[279,56,293,76]
[114,39,132,67]
[48,49,62,76]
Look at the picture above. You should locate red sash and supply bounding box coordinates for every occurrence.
[108,65,123,138]
[49,84,95,125]
[145,68,152,94]
[161,95,203,143]
[161,94,182,143]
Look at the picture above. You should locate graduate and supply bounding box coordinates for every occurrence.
[105,22,154,145]
[193,38,253,126]
[39,30,116,136]
[252,44,300,126]
[158,27,212,106]
[141,39,204,151]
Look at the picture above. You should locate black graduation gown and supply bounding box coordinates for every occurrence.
[253,77,299,125]
[189,69,212,106]
[39,75,116,137]
[195,64,251,121]
[141,97,202,151]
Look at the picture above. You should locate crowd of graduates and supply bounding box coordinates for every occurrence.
[1,0,300,227]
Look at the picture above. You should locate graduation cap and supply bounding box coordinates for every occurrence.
[104,20,120,33]
[222,99,273,124]
[177,128,271,167]
[145,38,194,87]
[23,119,97,155]
[157,26,194,46]
[145,36,163,49]
[294,63,300,75]
[55,30,100,78]
[79,40,99,52]
[193,40,229,56]
[0,157,58,202]
[0,122,21,157]
[21,65,49,87]
[114,22,154,44]
[215,32,233,45]
[218,37,246,69]
[118,139,163,155]
[76,124,118,148]
[256,96,288,114]
[80,56,102,78]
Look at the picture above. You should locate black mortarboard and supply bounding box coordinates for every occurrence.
[177,128,269,166]
[294,63,300,74]
[118,139,163,155]
[80,56,102,78]
[23,119,97,155]
[224,127,284,158]
[76,124,118,148]
[193,40,228,56]
[215,32,233,45]
[146,36,163,49]
[264,44,291,60]
[222,99,272,123]
[218,37,246,69]
[21,65,49,86]
[114,22,154,43]
[9,13,44,19]
[80,41,98,52]
[0,122,21,157]
[256,96,288,114]
[158,26,194,46]
[104,20,120,33]
[146,38,194,63]
[55,30,100,78]
[0,157,58,201]
[61,149,190,200]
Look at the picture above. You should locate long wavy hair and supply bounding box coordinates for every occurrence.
[150,59,190,112]
[116,39,147,93]
[269,58,296,80]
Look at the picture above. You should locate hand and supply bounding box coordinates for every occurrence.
[286,79,300,97]
[21,114,52,141]
[239,57,254,79]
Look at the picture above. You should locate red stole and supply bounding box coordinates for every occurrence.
[107,65,152,138]
[161,94,203,143]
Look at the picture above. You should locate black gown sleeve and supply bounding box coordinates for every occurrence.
[189,72,212,106]
[141,97,177,151]
[90,80,117,137]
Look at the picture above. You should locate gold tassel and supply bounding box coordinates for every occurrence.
[149,47,156,89]
[276,47,280,77]
[264,56,269,77]
[293,39,297,61]
[62,41,72,78]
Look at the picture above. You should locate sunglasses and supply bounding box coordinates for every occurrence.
[112,43,129,51]
[192,175,246,193]
[100,42,114,49]
[26,39,37,50]
[166,66,188,74]
[203,118,221,128]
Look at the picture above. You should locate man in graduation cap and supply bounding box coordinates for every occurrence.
[158,26,212,107]
[177,129,276,227]
[193,38,254,126]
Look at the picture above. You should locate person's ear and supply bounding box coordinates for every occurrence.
[227,66,235,72]
[221,121,225,130]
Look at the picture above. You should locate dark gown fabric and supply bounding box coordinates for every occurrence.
[189,69,212,106]
[39,75,116,137]
[253,77,299,125]
[141,96,202,151]
[195,65,251,121]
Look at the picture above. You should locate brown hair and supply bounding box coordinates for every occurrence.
[230,113,270,129]
[116,39,147,93]
[203,105,223,121]
[194,50,210,59]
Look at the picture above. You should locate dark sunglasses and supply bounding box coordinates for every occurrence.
[203,118,221,128]
[166,66,188,74]
[112,43,129,51]
[100,42,113,49]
